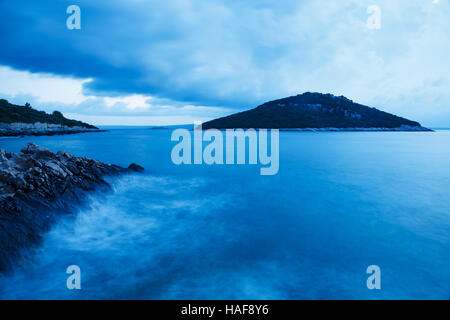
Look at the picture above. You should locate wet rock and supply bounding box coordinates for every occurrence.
[0,143,144,273]
[128,163,145,172]
[44,161,67,179]
[21,143,54,159]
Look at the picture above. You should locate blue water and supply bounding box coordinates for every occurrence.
[0,127,449,299]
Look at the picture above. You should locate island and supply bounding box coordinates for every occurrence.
[0,143,144,273]
[0,99,104,137]
[202,92,432,131]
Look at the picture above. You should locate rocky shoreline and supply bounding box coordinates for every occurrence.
[0,143,144,273]
[0,129,107,137]
[0,122,106,137]
[277,125,433,132]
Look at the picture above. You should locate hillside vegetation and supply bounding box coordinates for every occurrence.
[0,99,97,129]
[202,92,429,130]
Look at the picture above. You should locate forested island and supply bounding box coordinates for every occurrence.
[202,92,431,131]
[0,99,102,136]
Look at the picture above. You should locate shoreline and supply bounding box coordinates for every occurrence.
[277,126,434,132]
[191,126,434,132]
[0,143,143,273]
[0,121,104,137]
[0,129,107,137]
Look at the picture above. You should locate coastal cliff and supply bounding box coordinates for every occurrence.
[0,143,144,272]
[202,92,432,131]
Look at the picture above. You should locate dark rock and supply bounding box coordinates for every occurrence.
[21,143,55,159]
[128,163,145,172]
[0,143,144,273]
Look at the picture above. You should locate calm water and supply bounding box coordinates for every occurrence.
[0,127,449,299]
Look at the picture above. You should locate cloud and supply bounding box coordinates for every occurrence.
[0,0,449,125]
[0,66,89,105]
[0,66,231,125]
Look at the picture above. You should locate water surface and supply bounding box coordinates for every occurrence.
[0,128,449,299]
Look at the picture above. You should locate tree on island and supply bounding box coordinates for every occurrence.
[52,111,64,118]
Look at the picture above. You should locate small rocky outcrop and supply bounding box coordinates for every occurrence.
[0,143,144,273]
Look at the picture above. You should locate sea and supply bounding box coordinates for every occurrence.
[0,127,449,299]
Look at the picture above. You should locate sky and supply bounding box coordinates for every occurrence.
[0,0,449,126]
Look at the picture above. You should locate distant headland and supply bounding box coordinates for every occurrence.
[0,99,103,137]
[202,92,432,131]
